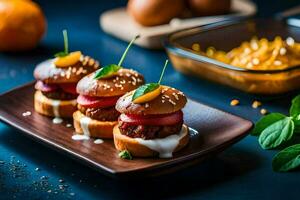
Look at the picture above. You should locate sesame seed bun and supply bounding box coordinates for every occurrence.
[34,91,77,118]
[115,86,187,115]
[73,110,117,138]
[76,68,145,97]
[34,55,100,84]
[113,124,189,157]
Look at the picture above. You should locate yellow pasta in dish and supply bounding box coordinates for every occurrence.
[192,36,300,70]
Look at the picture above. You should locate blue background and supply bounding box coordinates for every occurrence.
[0,0,299,199]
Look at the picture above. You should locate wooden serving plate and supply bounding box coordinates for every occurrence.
[0,83,252,178]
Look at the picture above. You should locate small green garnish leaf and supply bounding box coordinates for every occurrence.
[132,83,160,101]
[54,29,69,58]
[54,52,68,57]
[258,117,294,149]
[272,144,300,172]
[294,115,300,133]
[118,150,133,160]
[94,64,121,80]
[290,95,300,117]
[131,60,169,101]
[251,113,286,136]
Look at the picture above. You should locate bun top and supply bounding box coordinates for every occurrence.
[116,86,187,115]
[76,68,145,97]
[33,55,100,84]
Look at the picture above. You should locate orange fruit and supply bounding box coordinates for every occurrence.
[0,0,46,52]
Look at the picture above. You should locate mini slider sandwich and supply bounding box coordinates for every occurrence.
[73,36,145,138]
[34,30,100,118]
[114,60,189,158]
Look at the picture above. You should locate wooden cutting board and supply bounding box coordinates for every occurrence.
[100,0,256,49]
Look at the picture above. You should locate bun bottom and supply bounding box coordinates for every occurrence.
[113,124,189,158]
[73,110,117,139]
[34,91,77,118]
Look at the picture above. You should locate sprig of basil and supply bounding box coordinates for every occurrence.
[258,117,294,149]
[94,64,121,80]
[118,150,133,160]
[132,83,159,101]
[251,113,286,136]
[272,144,300,172]
[290,95,300,117]
[253,94,300,173]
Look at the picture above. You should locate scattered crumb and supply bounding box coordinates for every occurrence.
[66,124,72,128]
[230,99,239,106]
[22,111,31,117]
[252,100,262,108]
[192,43,200,51]
[260,108,268,115]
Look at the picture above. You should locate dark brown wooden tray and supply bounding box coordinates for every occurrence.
[0,83,253,178]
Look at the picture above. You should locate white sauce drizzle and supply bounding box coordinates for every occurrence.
[188,127,199,137]
[72,134,90,141]
[52,100,61,117]
[52,117,63,124]
[94,139,104,144]
[134,125,187,158]
[80,116,92,136]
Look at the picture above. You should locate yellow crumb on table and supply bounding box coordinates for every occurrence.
[192,43,200,52]
[230,99,239,106]
[260,108,268,115]
[252,100,262,108]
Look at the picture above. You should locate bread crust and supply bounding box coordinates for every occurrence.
[127,0,185,26]
[113,124,189,157]
[34,56,100,84]
[34,91,77,118]
[73,110,117,139]
[76,68,144,97]
[116,86,187,115]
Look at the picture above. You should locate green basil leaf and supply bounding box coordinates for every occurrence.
[118,150,133,160]
[94,64,121,80]
[54,51,68,57]
[258,117,294,149]
[293,115,300,133]
[251,113,286,136]
[290,95,300,117]
[132,83,159,101]
[272,144,300,172]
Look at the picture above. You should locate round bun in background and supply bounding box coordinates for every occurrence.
[34,56,100,84]
[187,0,231,16]
[0,0,46,52]
[127,0,186,26]
[116,86,187,115]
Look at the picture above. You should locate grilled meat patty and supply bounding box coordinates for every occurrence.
[42,90,77,100]
[118,120,183,140]
[78,104,120,121]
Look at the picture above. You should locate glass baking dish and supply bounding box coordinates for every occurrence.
[165,18,300,95]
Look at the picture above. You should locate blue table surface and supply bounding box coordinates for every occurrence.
[1,0,299,199]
